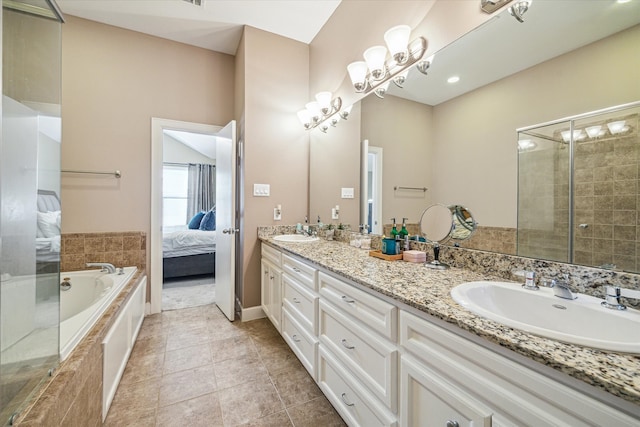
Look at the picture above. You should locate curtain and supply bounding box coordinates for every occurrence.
[187,163,215,220]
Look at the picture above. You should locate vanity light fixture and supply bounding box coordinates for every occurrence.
[561,129,584,142]
[509,0,532,23]
[480,0,513,14]
[392,70,409,88]
[297,92,342,131]
[607,120,628,134]
[347,25,427,95]
[339,104,353,120]
[585,125,604,138]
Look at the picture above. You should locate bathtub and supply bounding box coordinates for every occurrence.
[60,267,137,360]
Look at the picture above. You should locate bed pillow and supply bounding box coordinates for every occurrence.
[37,210,61,238]
[188,211,206,229]
[199,208,216,231]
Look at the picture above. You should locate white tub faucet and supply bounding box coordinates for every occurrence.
[86,262,116,274]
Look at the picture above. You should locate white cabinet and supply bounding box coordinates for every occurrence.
[399,310,640,427]
[400,354,492,427]
[261,245,282,332]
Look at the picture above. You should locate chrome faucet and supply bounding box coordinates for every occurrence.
[549,275,577,300]
[601,285,640,310]
[86,262,116,274]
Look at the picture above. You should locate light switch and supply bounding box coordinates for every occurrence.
[341,187,354,199]
[253,183,270,197]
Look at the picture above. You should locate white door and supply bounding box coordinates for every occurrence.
[214,120,237,321]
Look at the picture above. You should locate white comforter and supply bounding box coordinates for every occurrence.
[162,229,217,252]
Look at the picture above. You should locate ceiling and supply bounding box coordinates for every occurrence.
[56,0,342,55]
[391,0,640,106]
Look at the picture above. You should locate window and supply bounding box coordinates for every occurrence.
[163,164,189,227]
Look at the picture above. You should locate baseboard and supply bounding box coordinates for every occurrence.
[241,305,266,322]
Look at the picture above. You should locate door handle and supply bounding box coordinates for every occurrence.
[222,228,240,234]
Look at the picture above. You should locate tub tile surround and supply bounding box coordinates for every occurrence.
[13,270,147,426]
[258,226,640,407]
[61,231,146,272]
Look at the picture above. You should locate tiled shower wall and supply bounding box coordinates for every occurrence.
[61,231,146,272]
[572,126,639,271]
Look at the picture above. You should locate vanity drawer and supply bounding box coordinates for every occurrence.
[318,346,397,427]
[282,254,317,291]
[282,307,318,380]
[319,272,397,341]
[282,273,318,335]
[319,300,398,412]
[261,244,281,266]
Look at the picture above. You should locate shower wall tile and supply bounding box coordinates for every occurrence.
[60,231,146,272]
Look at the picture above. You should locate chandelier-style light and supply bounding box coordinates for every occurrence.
[347,24,428,95]
[297,91,342,132]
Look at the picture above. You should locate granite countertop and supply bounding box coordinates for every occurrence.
[261,237,640,407]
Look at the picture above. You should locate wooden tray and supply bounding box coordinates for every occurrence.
[369,250,403,261]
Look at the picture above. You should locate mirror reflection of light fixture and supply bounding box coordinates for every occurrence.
[374,81,390,99]
[339,104,353,120]
[480,0,513,14]
[509,0,532,23]
[447,76,460,84]
[518,139,536,151]
[392,70,409,88]
[417,54,435,75]
[607,120,628,134]
[561,129,584,142]
[585,125,604,138]
[297,93,342,131]
[347,25,428,95]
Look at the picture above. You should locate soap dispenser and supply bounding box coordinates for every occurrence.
[399,218,409,239]
[390,218,399,239]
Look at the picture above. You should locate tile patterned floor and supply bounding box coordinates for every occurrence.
[104,304,346,426]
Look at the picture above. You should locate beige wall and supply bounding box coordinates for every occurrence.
[431,24,640,228]
[240,26,310,308]
[361,94,433,225]
[61,17,234,275]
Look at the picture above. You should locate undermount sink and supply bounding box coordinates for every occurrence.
[272,234,319,243]
[450,281,640,353]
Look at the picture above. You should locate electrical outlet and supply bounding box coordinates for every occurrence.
[331,208,339,220]
[274,205,282,221]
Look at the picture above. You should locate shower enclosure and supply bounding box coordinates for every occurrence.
[517,101,640,273]
[0,0,63,424]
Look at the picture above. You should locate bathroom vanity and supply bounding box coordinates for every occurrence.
[260,237,640,426]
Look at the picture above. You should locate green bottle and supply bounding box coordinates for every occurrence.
[399,217,409,239]
[390,218,399,239]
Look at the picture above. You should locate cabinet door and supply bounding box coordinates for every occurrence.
[261,260,282,332]
[400,355,492,427]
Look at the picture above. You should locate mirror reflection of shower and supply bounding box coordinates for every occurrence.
[517,101,640,272]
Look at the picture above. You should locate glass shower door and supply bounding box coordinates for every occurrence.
[1,0,63,424]
[517,121,572,263]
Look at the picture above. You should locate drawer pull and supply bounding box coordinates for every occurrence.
[446,421,459,427]
[269,275,274,280]
[292,267,302,273]
[341,295,355,304]
[292,334,301,343]
[341,339,355,350]
[341,392,355,407]
[292,297,301,304]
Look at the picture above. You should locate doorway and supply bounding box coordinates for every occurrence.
[151,118,237,320]
[161,130,217,310]
[361,140,383,235]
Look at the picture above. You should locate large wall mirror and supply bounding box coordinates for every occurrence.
[309,1,640,271]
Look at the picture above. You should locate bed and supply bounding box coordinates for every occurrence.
[36,190,61,273]
[162,227,216,280]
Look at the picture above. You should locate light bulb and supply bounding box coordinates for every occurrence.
[315,91,332,115]
[585,125,603,138]
[363,45,388,80]
[347,61,368,92]
[561,129,584,142]
[607,120,628,134]
[297,109,312,128]
[305,101,321,122]
[384,25,411,64]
